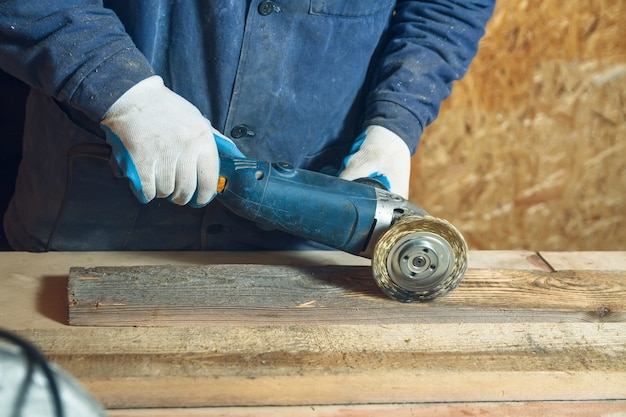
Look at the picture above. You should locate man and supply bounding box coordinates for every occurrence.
[0,0,494,251]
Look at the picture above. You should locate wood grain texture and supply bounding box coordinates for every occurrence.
[15,317,626,407]
[2,251,625,410]
[68,265,626,326]
[541,251,626,271]
[109,402,626,417]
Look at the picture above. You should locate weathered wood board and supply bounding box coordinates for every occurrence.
[1,251,625,411]
[58,252,626,408]
[68,264,626,326]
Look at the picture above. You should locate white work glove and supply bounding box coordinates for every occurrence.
[101,75,243,207]
[338,125,411,198]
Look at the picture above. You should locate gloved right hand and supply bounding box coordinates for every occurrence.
[337,125,411,198]
[101,75,239,207]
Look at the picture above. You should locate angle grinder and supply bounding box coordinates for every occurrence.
[217,156,468,302]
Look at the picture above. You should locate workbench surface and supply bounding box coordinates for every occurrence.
[1,250,625,416]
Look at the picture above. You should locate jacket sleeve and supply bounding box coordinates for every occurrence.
[0,0,154,121]
[363,0,495,153]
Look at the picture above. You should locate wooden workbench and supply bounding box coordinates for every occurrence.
[0,250,625,416]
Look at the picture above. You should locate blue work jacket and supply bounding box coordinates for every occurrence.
[0,0,494,251]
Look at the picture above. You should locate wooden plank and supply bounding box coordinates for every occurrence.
[81,372,626,409]
[540,251,626,271]
[108,402,626,417]
[469,250,553,270]
[1,252,625,410]
[14,319,626,408]
[68,265,626,326]
[0,250,542,331]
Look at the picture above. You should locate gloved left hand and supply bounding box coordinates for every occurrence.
[338,125,411,198]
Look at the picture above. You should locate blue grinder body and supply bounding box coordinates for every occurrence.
[216,156,382,256]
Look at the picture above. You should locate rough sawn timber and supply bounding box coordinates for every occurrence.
[0,251,624,411]
[68,264,626,326]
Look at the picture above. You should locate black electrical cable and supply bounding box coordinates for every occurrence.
[10,343,34,417]
[0,329,65,417]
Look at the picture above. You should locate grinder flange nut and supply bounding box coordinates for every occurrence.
[372,215,468,302]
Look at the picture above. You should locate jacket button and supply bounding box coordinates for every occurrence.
[258,0,276,16]
[231,124,251,138]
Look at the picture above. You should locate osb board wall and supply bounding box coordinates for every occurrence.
[411,0,626,251]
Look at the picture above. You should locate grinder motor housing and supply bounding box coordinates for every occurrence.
[216,156,425,257]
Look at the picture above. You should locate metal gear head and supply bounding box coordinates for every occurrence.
[372,216,468,302]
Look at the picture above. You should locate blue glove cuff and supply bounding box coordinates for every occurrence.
[214,134,245,158]
[102,125,149,204]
